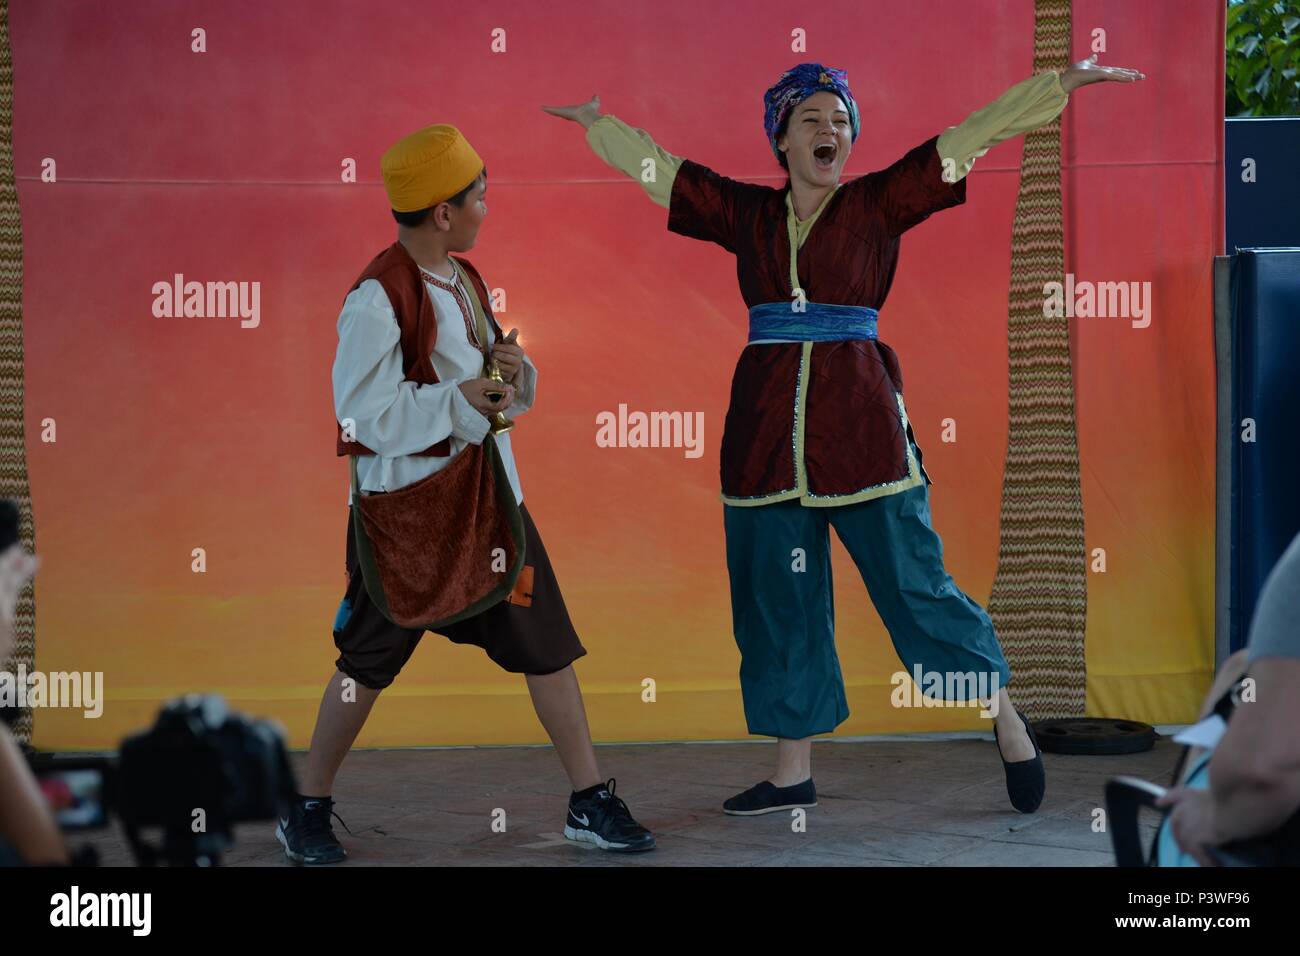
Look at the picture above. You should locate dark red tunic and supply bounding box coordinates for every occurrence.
[667,135,965,505]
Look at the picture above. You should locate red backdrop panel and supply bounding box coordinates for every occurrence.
[10,0,1222,746]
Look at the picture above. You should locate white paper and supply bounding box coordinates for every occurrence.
[1172,714,1228,750]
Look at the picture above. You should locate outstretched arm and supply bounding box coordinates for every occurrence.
[543,96,683,208]
[870,54,1144,237]
[936,55,1145,183]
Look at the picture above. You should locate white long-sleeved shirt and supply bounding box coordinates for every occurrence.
[332,267,537,506]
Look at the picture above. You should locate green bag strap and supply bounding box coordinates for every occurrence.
[450,257,496,377]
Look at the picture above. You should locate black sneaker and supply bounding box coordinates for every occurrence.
[564,778,656,852]
[723,778,817,815]
[275,795,349,864]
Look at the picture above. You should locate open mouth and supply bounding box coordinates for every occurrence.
[813,142,837,170]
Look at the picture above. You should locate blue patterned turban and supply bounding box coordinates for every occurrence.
[762,63,861,164]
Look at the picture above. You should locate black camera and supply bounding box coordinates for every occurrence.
[28,694,298,866]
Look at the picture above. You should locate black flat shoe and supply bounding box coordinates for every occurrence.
[994,709,1046,814]
[723,778,817,816]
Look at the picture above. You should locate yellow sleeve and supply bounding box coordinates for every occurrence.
[934,71,1069,183]
[584,114,684,209]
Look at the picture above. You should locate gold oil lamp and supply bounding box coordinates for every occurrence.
[482,357,514,435]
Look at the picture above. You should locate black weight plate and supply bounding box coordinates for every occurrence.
[1033,717,1157,755]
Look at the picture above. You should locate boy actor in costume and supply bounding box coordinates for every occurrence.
[278,125,654,862]
[545,55,1142,815]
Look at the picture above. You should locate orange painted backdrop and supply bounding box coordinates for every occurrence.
[11,0,1222,748]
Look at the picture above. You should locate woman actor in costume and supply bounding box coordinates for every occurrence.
[545,55,1142,815]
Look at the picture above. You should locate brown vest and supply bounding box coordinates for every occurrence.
[335,242,504,458]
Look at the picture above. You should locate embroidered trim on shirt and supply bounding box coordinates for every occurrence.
[720,377,924,508]
[419,265,482,349]
[799,392,924,507]
[719,341,809,508]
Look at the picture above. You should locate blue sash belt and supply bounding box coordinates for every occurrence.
[747,301,879,343]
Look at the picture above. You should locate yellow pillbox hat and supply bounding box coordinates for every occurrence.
[381,124,484,212]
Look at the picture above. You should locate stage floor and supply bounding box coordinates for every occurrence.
[73,736,1181,866]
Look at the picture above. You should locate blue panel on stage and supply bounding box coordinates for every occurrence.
[1226,118,1300,251]
[1228,249,1300,652]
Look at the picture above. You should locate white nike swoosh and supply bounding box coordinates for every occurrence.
[569,810,589,826]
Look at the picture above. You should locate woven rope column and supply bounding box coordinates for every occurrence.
[987,0,1087,719]
[0,0,37,744]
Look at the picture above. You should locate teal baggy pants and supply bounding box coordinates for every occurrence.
[723,474,1012,739]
